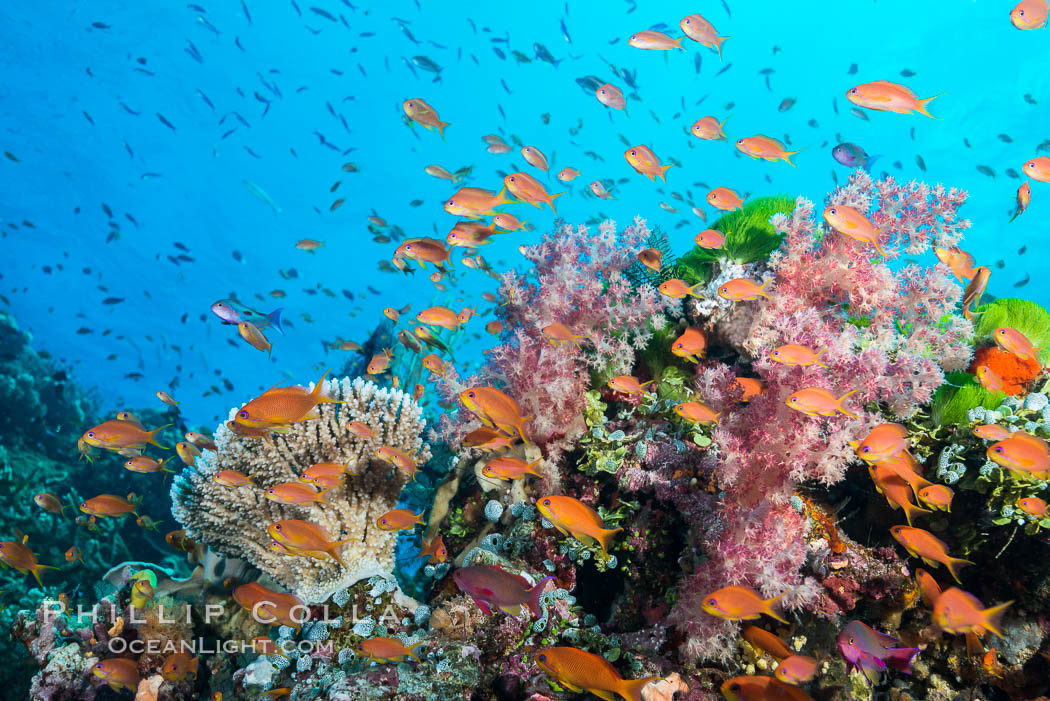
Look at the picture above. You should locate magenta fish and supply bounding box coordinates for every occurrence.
[837,620,919,683]
[211,298,284,334]
[452,565,554,617]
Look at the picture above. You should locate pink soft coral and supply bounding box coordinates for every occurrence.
[669,171,974,659]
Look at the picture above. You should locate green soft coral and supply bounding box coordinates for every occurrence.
[972,297,1050,364]
[678,194,794,283]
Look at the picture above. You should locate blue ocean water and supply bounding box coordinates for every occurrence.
[2,0,1046,423]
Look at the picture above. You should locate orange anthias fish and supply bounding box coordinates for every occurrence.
[504,172,562,212]
[775,655,819,685]
[295,239,323,252]
[0,540,59,586]
[161,652,199,683]
[736,135,803,166]
[869,464,930,526]
[673,401,720,424]
[658,278,703,299]
[81,419,168,452]
[934,247,977,282]
[300,462,347,489]
[1011,0,1049,30]
[537,495,622,555]
[890,525,974,583]
[786,388,860,419]
[543,322,585,347]
[493,212,528,231]
[983,649,1006,678]
[235,371,338,428]
[376,508,424,531]
[987,431,1050,478]
[91,658,140,692]
[691,116,728,140]
[445,186,513,219]
[459,387,531,442]
[417,306,471,330]
[628,29,684,50]
[453,565,554,616]
[521,145,548,171]
[374,446,419,480]
[418,534,448,564]
[482,456,543,481]
[232,581,309,628]
[973,424,1011,441]
[394,237,452,268]
[700,585,788,624]
[975,365,1005,393]
[80,494,139,518]
[993,327,1041,363]
[708,186,745,211]
[447,221,497,249]
[680,12,728,56]
[1023,156,1050,182]
[694,229,725,249]
[741,626,793,661]
[367,349,394,375]
[824,205,887,257]
[671,327,707,362]
[596,83,626,110]
[878,451,935,499]
[590,180,615,199]
[846,80,942,117]
[771,344,829,369]
[212,470,255,487]
[637,248,663,272]
[34,493,68,517]
[265,482,333,506]
[735,378,765,401]
[124,456,174,474]
[356,637,424,663]
[933,587,1012,637]
[607,375,653,396]
[718,278,771,301]
[916,568,943,607]
[1018,496,1048,518]
[176,441,202,467]
[557,167,582,181]
[185,431,217,451]
[536,647,660,701]
[345,420,377,438]
[918,485,955,512]
[854,423,910,463]
[1010,181,1031,222]
[722,676,814,701]
[402,98,450,138]
[624,145,673,181]
[239,321,272,354]
[267,520,354,566]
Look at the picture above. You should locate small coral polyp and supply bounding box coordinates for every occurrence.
[171,376,431,603]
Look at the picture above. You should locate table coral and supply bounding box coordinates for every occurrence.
[170,376,431,603]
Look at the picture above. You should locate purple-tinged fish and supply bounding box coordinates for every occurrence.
[452,565,554,617]
[837,621,919,683]
[832,142,880,171]
[210,299,284,334]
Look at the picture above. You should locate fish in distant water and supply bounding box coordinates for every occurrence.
[211,299,284,334]
[832,143,879,170]
[847,80,941,117]
[628,30,683,51]
[680,14,728,59]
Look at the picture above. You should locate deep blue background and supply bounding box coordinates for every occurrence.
[2,0,1047,426]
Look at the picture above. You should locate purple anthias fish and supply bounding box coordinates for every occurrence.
[832,142,880,171]
[837,620,920,683]
[452,565,554,617]
[210,299,284,334]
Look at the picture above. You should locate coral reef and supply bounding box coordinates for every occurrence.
[171,376,431,602]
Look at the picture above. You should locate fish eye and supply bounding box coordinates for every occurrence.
[850,88,857,94]
[274,524,282,530]
[542,498,551,505]
[87,432,94,437]
[849,637,854,644]
[829,208,837,215]
[630,150,636,156]
[509,176,516,182]
[238,411,248,418]
[861,446,870,453]
[538,654,546,662]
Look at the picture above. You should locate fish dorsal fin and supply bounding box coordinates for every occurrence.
[1011,432,1048,450]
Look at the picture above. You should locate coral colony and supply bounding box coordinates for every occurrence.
[5,167,1050,700]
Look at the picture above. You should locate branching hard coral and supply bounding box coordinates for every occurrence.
[669,171,976,660]
[171,376,431,603]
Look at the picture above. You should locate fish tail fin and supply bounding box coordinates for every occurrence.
[527,575,556,617]
[945,555,975,584]
[873,236,890,258]
[884,647,920,673]
[687,282,705,297]
[764,592,790,624]
[147,425,171,449]
[31,563,60,586]
[836,389,861,418]
[268,308,285,335]
[547,191,564,213]
[757,278,773,299]
[525,459,544,477]
[597,527,622,555]
[161,457,176,474]
[661,163,674,181]
[407,640,425,661]
[673,36,685,50]
[311,370,342,404]
[494,187,514,207]
[317,486,337,504]
[815,348,830,369]
[865,154,881,171]
[619,676,662,701]
[981,601,1013,638]
[715,36,729,61]
[917,94,944,119]
[437,121,450,140]
[785,148,804,167]
[902,499,931,526]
